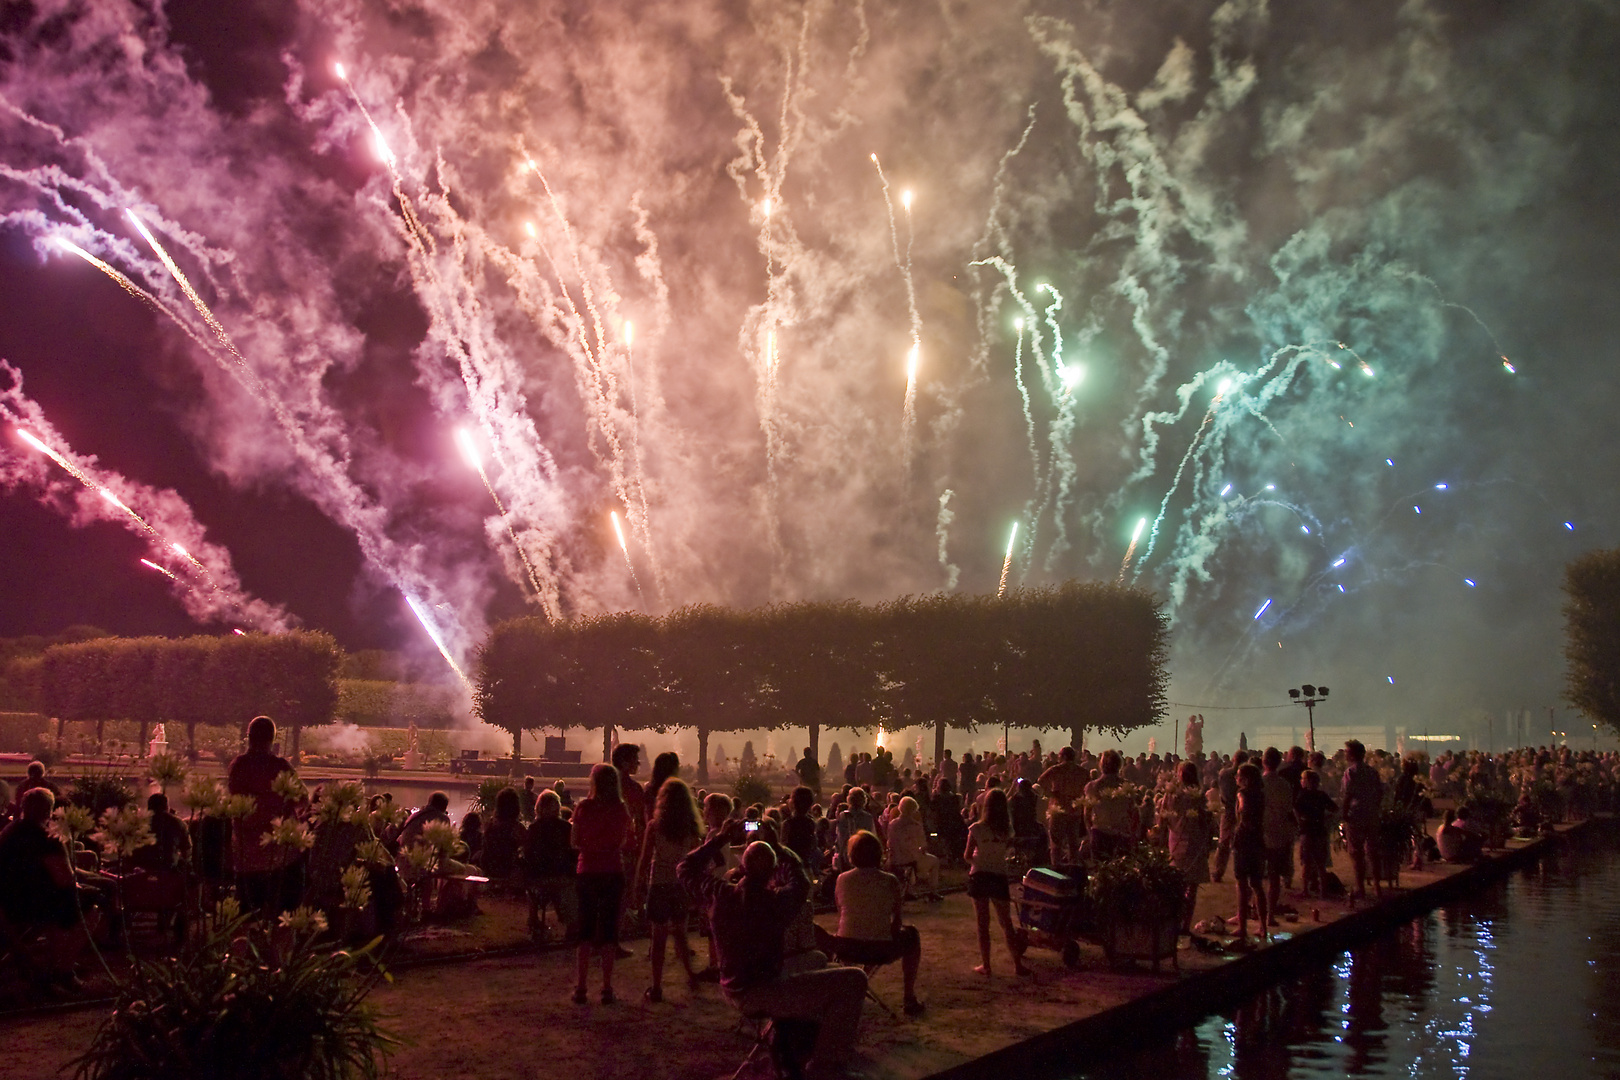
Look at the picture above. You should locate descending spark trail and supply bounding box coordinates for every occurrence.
[456,427,548,603]
[1,376,284,631]
[1011,318,1039,493]
[997,523,1018,599]
[872,154,924,458]
[1135,378,1230,577]
[405,595,471,691]
[1117,517,1148,584]
[611,510,645,606]
[140,558,177,581]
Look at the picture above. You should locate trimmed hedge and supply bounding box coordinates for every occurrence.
[476,583,1170,780]
[38,631,341,752]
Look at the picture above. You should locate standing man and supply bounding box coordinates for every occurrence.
[228,716,304,914]
[1260,747,1298,920]
[795,746,823,798]
[940,749,958,789]
[1340,740,1384,903]
[1211,751,1245,884]
[1038,747,1088,864]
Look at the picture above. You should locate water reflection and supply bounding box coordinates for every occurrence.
[1075,830,1618,1079]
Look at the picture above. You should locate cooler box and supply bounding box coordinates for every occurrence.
[1020,866,1081,935]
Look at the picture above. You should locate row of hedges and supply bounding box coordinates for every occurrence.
[36,631,341,754]
[476,583,1170,780]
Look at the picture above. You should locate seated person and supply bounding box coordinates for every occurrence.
[680,831,867,1080]
[1435,807,1484,863]
[833,788,876,870]
[885,796,940,899]
[0,788,101,987]
[522,790,578,940]
[828,832,924,1016]
[397,791,452,848]
[781,787,822,873]
[132,792,192,874]
[14,761,61,810]
[480,788,527,881]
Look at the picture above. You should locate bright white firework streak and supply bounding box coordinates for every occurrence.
[1117,517,1148,584]
[997,523,1019,598]
[404,595,471,691]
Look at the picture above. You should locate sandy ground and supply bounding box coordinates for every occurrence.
[0,839,1501,1080]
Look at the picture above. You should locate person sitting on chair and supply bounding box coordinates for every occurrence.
[0,788,101,990]
[827,831,924,1016]
[884,796,940,900]
[680,831,867,1080]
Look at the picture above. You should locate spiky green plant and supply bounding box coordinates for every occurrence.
[70,910,397,1080]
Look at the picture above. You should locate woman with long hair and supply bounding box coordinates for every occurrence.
[645,751,681,808]
[1232,762,1269,944]
[964,787,1030,977]
[570,763,632,1004]
[634,777,702,1002]
[1159,760,1214,933]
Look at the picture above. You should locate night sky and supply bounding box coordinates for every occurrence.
[1,0,1617,746]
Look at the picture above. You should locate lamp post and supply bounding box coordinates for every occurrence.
[1288,684,1330,752]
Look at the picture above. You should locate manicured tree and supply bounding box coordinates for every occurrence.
[153,636,221,754]
[475,617,582,767]
[40,638,121,748]
[214,632,342,758]
[654,605,761,785]
[1565,548,1620,735]
[110,638,161,753]
[875,593,1000,769]
[570,611,662,761]
[756,600,883,763]
[997,582,1170,751]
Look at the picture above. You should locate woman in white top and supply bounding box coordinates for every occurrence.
[886,796,940,898]
[964,788,1031,977]
[832,831,924,1014]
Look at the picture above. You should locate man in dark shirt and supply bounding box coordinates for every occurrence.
[1212,751,1246,883]
[680,833,866,1079]
[795,748,823,797]
[0,788,100,985]
[781,787,821,870]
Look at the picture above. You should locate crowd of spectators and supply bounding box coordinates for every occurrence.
[4,718,1619,1075]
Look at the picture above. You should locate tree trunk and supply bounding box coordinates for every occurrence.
[187,722,197,756]
[603,724,614,763]
[934,718,946,773]
[512,726,522,766]
[55,716,64,751]
[96,718,105,752]
[139,720,149,754]
[697,725,710,785]
[290,723,301,760]
[1071,723,1084,753]
[809,723,820,765]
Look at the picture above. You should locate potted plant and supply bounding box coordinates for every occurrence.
[1086,845,1185,971]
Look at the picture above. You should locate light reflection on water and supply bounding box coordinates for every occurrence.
[1073,829,1620,1079]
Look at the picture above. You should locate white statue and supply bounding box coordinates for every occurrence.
[1184,714,1205,759]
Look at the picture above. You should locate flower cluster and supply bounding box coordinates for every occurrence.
[261,816,315,852]
[92,804,156,860]
[49,803,96,844]
[180,775,224,815]
[270,769,309,803]
[219,793,258,820]
[277,906,329,935]
[314,780,367,825]
[340,864,373,911]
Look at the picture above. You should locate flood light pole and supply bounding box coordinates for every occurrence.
[1288,684,1329,752]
